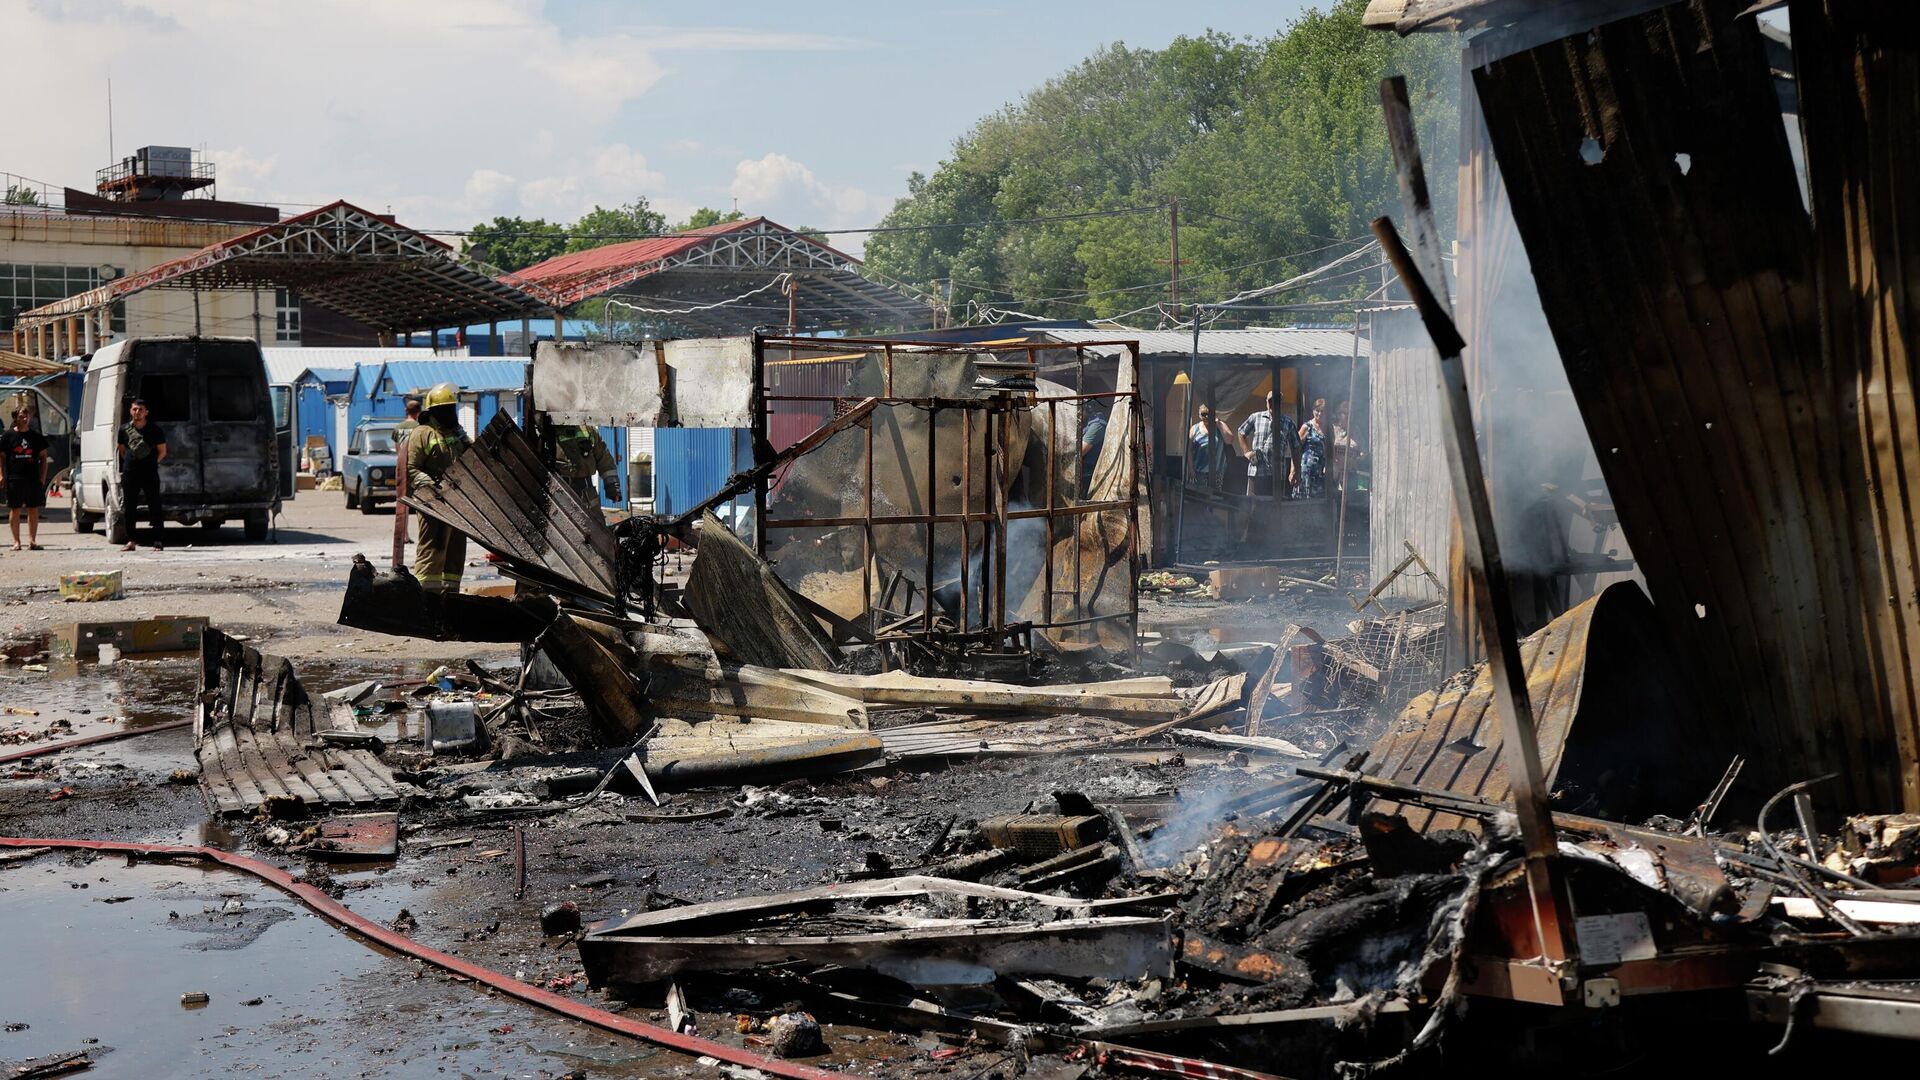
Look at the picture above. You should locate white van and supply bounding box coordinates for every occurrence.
[74,336,293,543]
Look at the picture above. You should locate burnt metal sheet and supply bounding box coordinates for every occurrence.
[1361,583,1717,831]
[579,876,1173,988]
[195,626,401,817]
[1471,1,1914,810]
[532,338,754,428]
[403,411,620,601]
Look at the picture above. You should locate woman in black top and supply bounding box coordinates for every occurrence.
[0,405,50,550]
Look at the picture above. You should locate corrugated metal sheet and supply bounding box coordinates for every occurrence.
[654,427,747,518]
[262,347,446,386]
[294,366,354,394]
[512,219,750,292]
[376,358,527,394]
[1366,308,1449,603]
[1472,0,1915,810]
[1042,328,1367,360]
[1364,583,1718,831]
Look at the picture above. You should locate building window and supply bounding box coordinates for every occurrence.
[0,263,124,335]
[275,288,300,344]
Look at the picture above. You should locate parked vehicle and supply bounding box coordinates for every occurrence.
[72,336,289,542]
[342,419,403,514]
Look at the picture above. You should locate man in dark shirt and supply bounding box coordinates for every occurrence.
[0,405,49,550]
[115,398,169,552]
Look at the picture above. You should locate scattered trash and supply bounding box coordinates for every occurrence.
[179,991,210,1006]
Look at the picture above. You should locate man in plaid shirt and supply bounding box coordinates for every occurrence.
[1237,392,1296,499]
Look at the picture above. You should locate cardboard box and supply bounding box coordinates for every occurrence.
[56,615,210,659]
[58,571,123,603]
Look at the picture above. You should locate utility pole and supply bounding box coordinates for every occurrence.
[1157,197,1189,327]
[1168,196,1181,319]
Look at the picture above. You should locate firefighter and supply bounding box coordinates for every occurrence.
[550,422,622,519]
[405,383,470,595]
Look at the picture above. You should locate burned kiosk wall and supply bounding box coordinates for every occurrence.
[1471,0,1920,810]
[753,336,1144,658]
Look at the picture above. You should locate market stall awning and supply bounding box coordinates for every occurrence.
[0,349,69,377]
[511,217,931,336]
[14,201,555,336]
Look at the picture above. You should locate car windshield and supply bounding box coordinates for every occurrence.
[361,428,397,453]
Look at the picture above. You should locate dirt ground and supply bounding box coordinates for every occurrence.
[0,490,1363,1079]
[0,490,524,661]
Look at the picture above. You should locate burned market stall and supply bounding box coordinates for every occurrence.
[755,334,1146,666]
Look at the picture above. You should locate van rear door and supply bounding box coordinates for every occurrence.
[199,342,276,504]
[270,383,295,500]
[123,340,200,507]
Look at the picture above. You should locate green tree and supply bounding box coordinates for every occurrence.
[4,184,40,206]
[675,207,745,231]
[567,197,667,252]
[463,216,566,271]
[864,2,1458,323]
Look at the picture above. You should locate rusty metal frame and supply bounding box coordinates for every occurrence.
[751,334,1142,654]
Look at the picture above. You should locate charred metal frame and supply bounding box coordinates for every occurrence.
[752,334,1143,659]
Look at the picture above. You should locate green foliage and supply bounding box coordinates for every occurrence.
[864,0,1459,323]
[675,207,745,231]
[567,197,668,253]
[4,184,41,206]
[463,216,566,272]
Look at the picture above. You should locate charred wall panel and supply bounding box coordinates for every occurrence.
[1791,1,1920,808]
[1367,308,1451,603]
[1473,0,1906,808]
[1446,38,1619,667]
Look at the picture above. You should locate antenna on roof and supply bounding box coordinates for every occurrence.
[107,78,114,165]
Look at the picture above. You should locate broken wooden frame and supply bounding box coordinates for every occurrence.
[752,334,1145,657]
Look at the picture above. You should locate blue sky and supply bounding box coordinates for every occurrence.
[8,0,1319,250]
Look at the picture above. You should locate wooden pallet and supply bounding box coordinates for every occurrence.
[195,626,401,817]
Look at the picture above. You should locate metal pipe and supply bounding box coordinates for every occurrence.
[960,407,972,631]
[0,718,191,765]
[1044,398,1056,628]
[1173,313,1200,567]
[925,401,937,637]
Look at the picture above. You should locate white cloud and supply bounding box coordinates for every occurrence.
[2,1,678,227]
[618,26,875,51]
[729,152,895,253]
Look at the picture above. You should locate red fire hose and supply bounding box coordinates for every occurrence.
[0,835,838,1080]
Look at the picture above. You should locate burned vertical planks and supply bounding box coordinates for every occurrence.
[195,626,401,817]
[1470,0,1910,810]
[1790,1,1920,809]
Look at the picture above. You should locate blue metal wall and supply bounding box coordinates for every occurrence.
[653,427,749,517]
[294,381,331,461]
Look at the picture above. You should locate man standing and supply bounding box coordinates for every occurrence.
[116,398,168,552]
[394,395,423,436]
[1236,391,1297,501]
[549,423,621,519]
[405,383,471,595]
[1,405,50,550]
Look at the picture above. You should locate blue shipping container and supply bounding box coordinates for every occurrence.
[654,428,750,518]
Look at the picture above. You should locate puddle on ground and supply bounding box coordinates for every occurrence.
[0,855,675,1079]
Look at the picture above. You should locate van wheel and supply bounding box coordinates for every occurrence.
[244,511,269,542]
[345,486,360,510]
[200,519,223,535]
[74,510,96,534]
[106,509,130,546]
